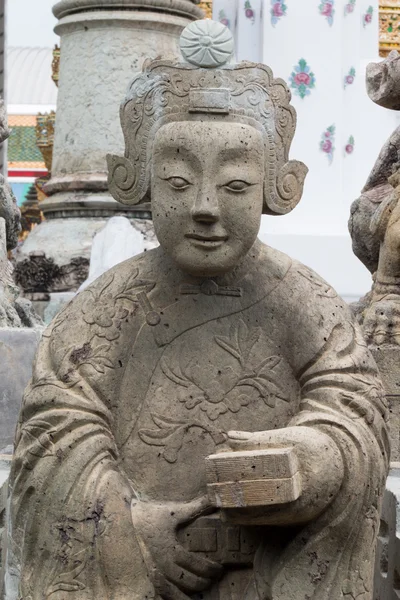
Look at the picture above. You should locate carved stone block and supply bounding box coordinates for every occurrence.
[206,448,301,508]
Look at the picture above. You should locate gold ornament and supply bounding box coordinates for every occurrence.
[198,1,213,19]
[380,1,400,57]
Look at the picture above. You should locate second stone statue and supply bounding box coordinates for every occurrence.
[6,19,389,600]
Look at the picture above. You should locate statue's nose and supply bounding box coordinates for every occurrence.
[191,191,220,223]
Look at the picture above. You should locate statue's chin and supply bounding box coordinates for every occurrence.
[174,259,236,278]
[180,266,234,278]
[158,238,259,278]
[169,250,249,278]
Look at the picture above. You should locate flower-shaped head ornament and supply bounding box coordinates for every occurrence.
[180,19,234,68]
[107,20,308,217]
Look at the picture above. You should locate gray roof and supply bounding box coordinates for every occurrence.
[7,47,58,106]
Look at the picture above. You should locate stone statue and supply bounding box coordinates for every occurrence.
[349,50,400,460]
[7,20,389,600]
[0,99,40,328]
[349,50,400,332]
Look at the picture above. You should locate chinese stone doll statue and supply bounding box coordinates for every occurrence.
[7,20,389,600]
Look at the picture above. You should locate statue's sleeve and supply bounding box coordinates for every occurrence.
[7,272,154,599]
[260,266,390,600]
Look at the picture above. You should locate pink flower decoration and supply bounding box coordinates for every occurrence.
[322,140,333,153]
[320,125,335,163]
[295,72,311,86]
[273,3,284,16]
[322,4,333,16]
[345,136,355,155]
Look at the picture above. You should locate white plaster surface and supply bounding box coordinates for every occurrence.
[79,216,145,290]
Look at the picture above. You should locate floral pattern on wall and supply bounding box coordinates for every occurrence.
[345,136,355,155]
[271,0,287,26]
[218,9,231,29]
[344,0,356,15]
[363,6,373,27]
[319,0,335,26]
[289,59,316,99]
[320,125,336,164]
[344,67,356,88]
[244,1,255,24]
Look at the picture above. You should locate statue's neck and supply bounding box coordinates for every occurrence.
[153,238,263,287]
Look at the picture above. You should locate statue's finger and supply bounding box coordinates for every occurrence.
[175,547,222,579]
[227,430,253,450]
[391,331,400,345]
[176,495,214,525]
[154,570,192,600]
[160,559,212,594]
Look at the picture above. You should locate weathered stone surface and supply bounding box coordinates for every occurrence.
[0,455,11,600]
[6,21,389,600]
[0,328,41,452]
[367,50,400,110]
[349,54,400,465]
[371,346,400,461]
[53,0,204,20]
[374,469,400,600]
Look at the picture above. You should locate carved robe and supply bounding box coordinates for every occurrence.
[7,242,389,600]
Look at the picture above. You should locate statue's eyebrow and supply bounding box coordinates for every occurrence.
[217,146,261,162]
[154,142,201,166]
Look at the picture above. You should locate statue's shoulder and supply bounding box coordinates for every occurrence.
[258,244,348,317]
[285,259,341,303]
[46,249,158,344]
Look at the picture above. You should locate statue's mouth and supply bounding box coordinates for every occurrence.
[185,233,228,249]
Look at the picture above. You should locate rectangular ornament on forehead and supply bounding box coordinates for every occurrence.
[189,89,231,114]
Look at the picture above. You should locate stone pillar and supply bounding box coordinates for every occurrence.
[15,0,203,306]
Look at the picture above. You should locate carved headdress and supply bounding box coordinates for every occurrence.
[107,19,308,216]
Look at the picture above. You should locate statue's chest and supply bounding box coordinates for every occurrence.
[121,316,300,501]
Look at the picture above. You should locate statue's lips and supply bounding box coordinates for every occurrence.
[185,233,228,248]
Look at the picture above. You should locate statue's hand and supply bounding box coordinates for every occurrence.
[363,294,400,345]
[131,497,222,600]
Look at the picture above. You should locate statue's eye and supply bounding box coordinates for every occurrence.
[224,180,250,192]
[166,177,191,190]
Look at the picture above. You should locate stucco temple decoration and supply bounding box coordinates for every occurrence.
[379,0,400,57]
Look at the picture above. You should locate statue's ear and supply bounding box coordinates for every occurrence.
[107,154,140,205]
[264,160,308,216]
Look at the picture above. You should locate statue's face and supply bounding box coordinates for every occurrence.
[152,122,264,276]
